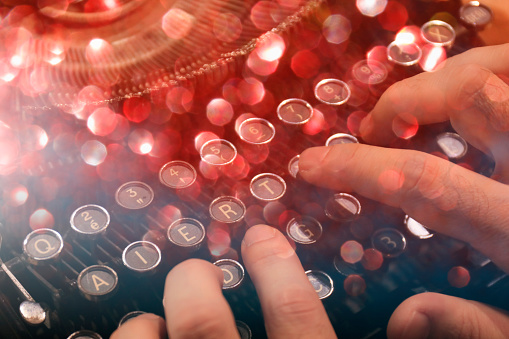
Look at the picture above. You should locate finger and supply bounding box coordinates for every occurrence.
[359,44,509,173]
[241,225,336,339]
[163,259,240,339]
[388,292,509,339]
[299,144,509,273]
[110,313,166,339]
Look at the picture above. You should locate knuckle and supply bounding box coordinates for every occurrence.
[172,304,226,339]
[400,151,442,199]
[454,64,491,104]
[267,285,321,322]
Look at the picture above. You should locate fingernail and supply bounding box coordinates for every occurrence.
[243,225,276,247]
[298,147,330,172]
[400,311,430,339]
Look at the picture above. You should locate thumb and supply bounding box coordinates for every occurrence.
[388,292,509,339]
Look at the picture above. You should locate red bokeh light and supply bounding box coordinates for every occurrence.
[123,97,151,123]
[344,275,366,296]
[377,1,408,32]
[29,208,55,230]
[87,107,117,136]
[291,50,320,79]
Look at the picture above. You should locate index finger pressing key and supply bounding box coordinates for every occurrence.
[163,259,240,339]
[241,225,337,339]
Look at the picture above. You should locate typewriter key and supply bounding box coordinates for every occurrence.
[387,41,422,66]
[214,259,245,289]
[70,204,110,236]
[118,311,146,327]
[167,218,205,248]
[277,99,313,125]
[288,155,300,178]
[460,1,493,30]
[325,193,361,222]
[238,118,275,144]
[77,265,118,301]
[305,270,334,299]
[115,182,154,210]
[23,228,64,264]
[209,196,246,223]
[314,79,351,106]
[325,133,359,146]
[372,228,407,257]
[122,241,161,273]
[436,132,468,159]
[421,20,456,48]
[286,216,323,244]
[200,139,237,165]
[236,320,252,339]
[250,173,286,201]
[159,160,197,189]
[404,215,433,239]
[19,301,46,325]
[67,330,103,339]
[352,59,388,85]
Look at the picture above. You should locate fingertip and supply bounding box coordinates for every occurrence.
[242,224,277,248]
[112,313,166,339]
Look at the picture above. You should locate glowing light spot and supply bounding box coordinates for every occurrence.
[123,97,151,123]
[377,1,408,32]
[81,140,107,166]
[341,240,364,264]
[378,169,405,193]
[207,99,234,126]
[247,51,279,76]
[0,122,19,166]
[20,125,48,151]
[356,0,387,17]
[154,205,182,230]
[395,26,421,44]
[213,13,242,42]
[5,185,28,207]
[10,55,23,68]
[395,32,415,44]
[420,45,447,72]
[128,129,154,155]
[448,266,470,288]
[256,32,286,62]
[166,86,194,113]
[344,275,366,296]
[29,208,55,230]
[303,108,325,135]
[250,1,282,31]
[199,160,220,180]
[0,58,19,82]
[392,112,419,139]
[162,8,194,39]
[361,248,384,270]
[237,78,265,105]
[47,56,63,65]
[291,50,320,78]
[87,107,117,136]
[194,131,220,152]
[322,15,352,44]
[103,0,118,9]
[86,38,113,64]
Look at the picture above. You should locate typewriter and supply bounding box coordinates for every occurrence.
[0,0,507,337]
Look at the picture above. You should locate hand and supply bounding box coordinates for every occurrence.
[111,225,337,339]
[299,43,509,338]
